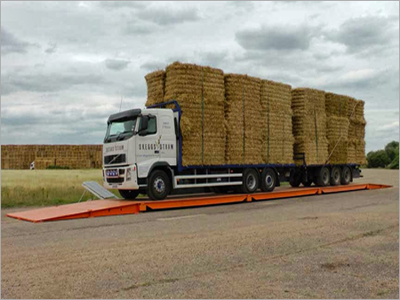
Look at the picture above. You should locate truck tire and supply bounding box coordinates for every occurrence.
[316,167,330,186]
[241,169,259,193]
[289,170,301,187]
[148,170,171,200]
[341,166,351,185]
[330,167,341,186]
[119,189,140,200]
[260,168,276,192]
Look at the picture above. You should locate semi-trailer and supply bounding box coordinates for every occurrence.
[102,100,361,200]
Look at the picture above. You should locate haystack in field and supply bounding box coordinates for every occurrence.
[149,62,226,166]
[225,74,262,164]
[292,88,328,165]
[260,80,294,164]
[145,70,165,106]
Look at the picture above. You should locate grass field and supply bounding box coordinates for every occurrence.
[1,169,120,208]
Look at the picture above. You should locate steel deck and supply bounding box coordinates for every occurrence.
[6,183,392,223]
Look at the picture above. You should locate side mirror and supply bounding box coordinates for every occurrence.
[139,116,148,136]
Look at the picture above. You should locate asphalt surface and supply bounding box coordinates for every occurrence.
[1,169,399,299]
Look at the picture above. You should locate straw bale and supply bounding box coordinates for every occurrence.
[162,62,225,166]
[325,93,350,117]
[225,73,262,164]
[260,80,294,164]
[292,88,328,164]
[326,116,349,141]
[145,70,165,106]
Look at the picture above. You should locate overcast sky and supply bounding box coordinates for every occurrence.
[1,1,399,152]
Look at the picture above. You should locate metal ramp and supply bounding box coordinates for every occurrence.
[6,183,392,223]
[81,181,119,200]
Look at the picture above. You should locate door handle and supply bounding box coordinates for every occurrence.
[155,150,159,154]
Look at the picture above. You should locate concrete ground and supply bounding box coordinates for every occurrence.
[1,169,399,299]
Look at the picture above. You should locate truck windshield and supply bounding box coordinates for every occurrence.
[104,118,137,143]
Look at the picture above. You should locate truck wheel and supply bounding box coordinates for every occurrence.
[241,169,259,193]
[289,170,301,187]
[302,177,313,187]
[148,170,171,200]
[316,167,330,186]
[261,168,276,192]
[341,166,351,185]
[119,189,140,200]
[330,167,341,186]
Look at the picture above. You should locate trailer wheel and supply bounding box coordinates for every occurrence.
[302,178,313,187]
[261,168,276,192]
[289,170,301,187]
[241,169,259,193]
[316,167,330,186]
[148,170,171,200]
[341,166,351,185]
[330,167,341,186]
[119,189,140,200]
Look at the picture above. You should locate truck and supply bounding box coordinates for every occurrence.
[102,100,361,200]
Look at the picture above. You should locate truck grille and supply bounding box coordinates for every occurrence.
[106,177,124,184]
[104,154,126,165]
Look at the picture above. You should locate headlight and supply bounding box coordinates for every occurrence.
[126,168,132,181]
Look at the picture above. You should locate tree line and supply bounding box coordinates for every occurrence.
[366,141,399,169]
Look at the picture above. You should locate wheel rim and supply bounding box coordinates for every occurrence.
[247,174,256,190]
[323,169,329,183]
[333,169,340,182]
[154,177,165,194]
[344,169,350,181]
[265,174,274,188]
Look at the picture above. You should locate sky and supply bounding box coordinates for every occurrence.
[1,1,399,152]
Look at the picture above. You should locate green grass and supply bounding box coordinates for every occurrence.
[1,169,120,208]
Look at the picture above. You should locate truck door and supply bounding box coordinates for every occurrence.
[136,114,160,178]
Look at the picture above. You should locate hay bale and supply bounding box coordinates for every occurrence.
[260,80,294,164]
[163,62,225,166]
[145,70,165,107]
[292,88,328,165]
[225,74,262,164]
[325,93,350,117]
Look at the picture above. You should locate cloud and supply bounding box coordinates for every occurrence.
[98,1,146,10]
[104,59,130,71]
[1,27,34,55]
[326,16,398,53]
[236,24,317,51]
[140,61,166,71]
[45,42,57,54]
[137,6,200,25]
[2,72,105,95]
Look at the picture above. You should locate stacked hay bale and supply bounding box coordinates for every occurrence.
[145,70,165,106]
[325,93,350,164]
[145,62,226,166]
[1,145,103,169]
[292,88,328,165]
[348,98,367,165]
[225,74,262,164]
[260,80,294,164]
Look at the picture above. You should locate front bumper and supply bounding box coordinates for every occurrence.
[103,164,139,190]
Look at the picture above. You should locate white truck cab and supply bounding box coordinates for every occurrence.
[103,108,177,199]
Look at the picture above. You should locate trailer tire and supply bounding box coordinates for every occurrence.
[341,166,351,185]
[316,167,330,186]
[302,178,313,187]
[241,169,259,193]
[330,167,341,186]
[261,168,276,192]
[119,189,140,200]
[289,170,301,187]
[148,170,171,200]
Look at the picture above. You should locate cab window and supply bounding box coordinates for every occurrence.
[138,116,157,135]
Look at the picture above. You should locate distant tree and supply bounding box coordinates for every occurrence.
[367,150,391,168]
[388,147,399,169]
[385,141,399,161]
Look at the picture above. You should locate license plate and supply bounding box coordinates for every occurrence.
[106,169,118,177]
